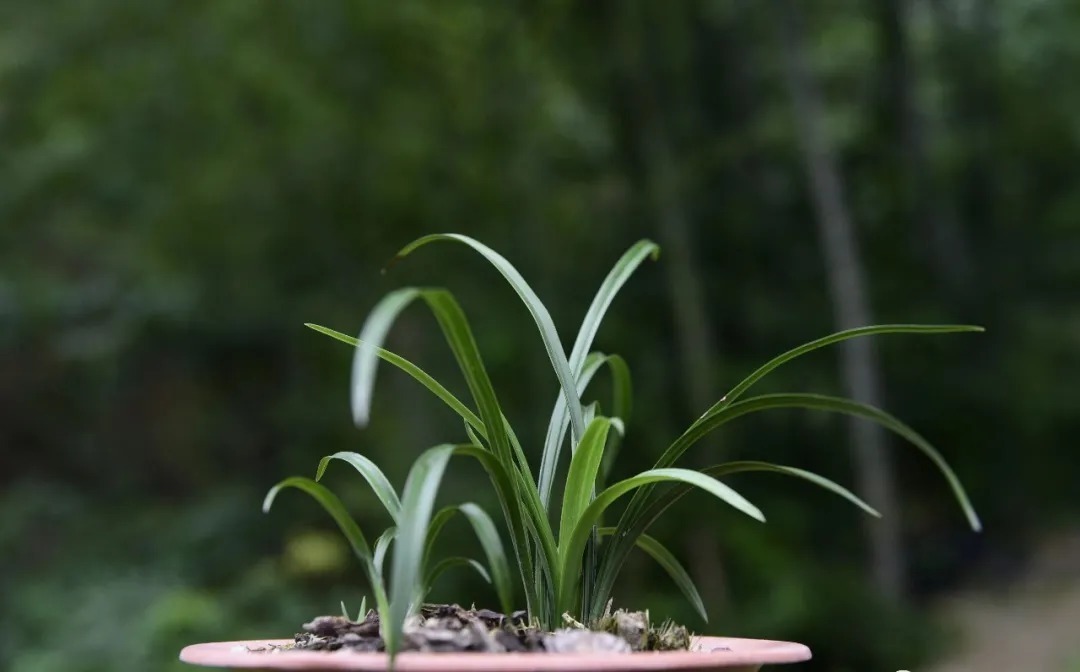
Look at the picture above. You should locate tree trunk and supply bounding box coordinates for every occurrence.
[878,0,972,297]
[773,0,905,602]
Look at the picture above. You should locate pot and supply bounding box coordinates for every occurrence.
[179,636,810,671]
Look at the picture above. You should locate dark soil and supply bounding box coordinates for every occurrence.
[283,604,692,655]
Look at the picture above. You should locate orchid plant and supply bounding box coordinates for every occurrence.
[265,234,982,658]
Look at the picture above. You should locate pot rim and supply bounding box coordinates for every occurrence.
[180,636,811,670]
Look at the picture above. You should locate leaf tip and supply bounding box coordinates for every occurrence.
[262,486,281,514]
[350,395,372,428]
[315,457,331,482]
[382,249,411,275]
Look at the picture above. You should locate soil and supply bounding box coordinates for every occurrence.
[270,604,693,655]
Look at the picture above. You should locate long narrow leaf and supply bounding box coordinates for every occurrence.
[417,291,559,613]
[464,420,487,449]
[305,322,485,437]
[637,461,879,537]
[313,296,551,612]
[589,460,878,619]
[423,506,461,571]
[374,527,396,577]
[458,502,515,616]
[567,240,659,374]
[561,415,611,615]
[597,354,632,489]
[539,352,604,507]
[504,415,537,485]
[656,393,980,530]
[346,288,423,427]
[612,392,978,560]
[425,557,492,590]
[707,324,984,415]
[559,417,612,547]
[449,444,546,621]
[538,240,657,491]
[263,477,375,568]
[557,468,763,614]
[419,290,515,467]
[418,502,515,616]
[539,353,631,507]
[262,477,390,628]
[389,234,585,443]
[386,445,456,660]
[591,393,980,618]
[597,528,707,623]
[315,451,402,524]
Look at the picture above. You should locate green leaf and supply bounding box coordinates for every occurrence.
[315,451,402,524]
[536,240,656,501]
[423,506,461,572]
[263,477,375,569]
[345,288,424,427]
[597,528,707,623]
[305,322,485,436]
[448,444,545,619]
[314,293,556,616]
[263,477,391,631]
[414,290,559,616]
[567,240,659,375]
[374,527,396,577]
[597,354,631,488]
[418,502,514,616]
[633,461,878,546]
[503,415,537,486]
[464,420,487,450]
[390,233,585,443]
[710,324,984,414]
[589,393,979,619]
[559,417,612,548]
[418,289,515,467]
[557,468,763,614]
[539,353,630,507]
[588,459,879,620]
[659,393,980,530]
[458,503,515,616]
[560,415,612,615]
[386,445,456,659]
[425,557,492,590]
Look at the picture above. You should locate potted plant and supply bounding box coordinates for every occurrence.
[180,235,982,671]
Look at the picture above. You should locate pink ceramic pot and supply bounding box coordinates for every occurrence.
[179,636,810,671]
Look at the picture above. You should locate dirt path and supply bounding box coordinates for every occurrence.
[931,530,1080,672]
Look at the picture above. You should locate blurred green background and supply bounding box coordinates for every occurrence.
[3,1,1078,670]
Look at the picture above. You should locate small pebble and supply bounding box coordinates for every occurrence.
[544,629,632,654]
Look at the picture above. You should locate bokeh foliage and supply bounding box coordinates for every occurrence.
[2,1,1078,670]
